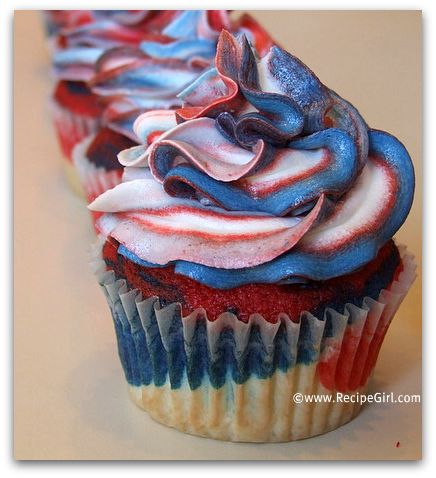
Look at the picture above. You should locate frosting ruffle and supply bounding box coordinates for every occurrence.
[50,11,219,81]
[89,31,415,288]
[51,12,275,146]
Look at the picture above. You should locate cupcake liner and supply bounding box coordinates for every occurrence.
[91,241,416,442]
[49,98,100,162]
[61,156,87,199]
[72,134,123,204]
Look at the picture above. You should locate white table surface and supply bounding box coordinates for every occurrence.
[14,10,422,460]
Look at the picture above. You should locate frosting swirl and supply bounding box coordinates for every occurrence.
[52,11,273,143]
[44,10,151,37]
[90,30,414,289]
[50,11,216,82]
[50,11,272,82]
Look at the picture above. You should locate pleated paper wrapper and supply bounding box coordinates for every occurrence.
[91,241,416,442]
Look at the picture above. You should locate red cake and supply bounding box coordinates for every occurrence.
[102,237,403,324]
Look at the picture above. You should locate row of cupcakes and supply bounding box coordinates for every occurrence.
[44,11,416,443]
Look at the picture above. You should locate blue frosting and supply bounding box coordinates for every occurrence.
[140,38,217,61]
[119,244,167,268]
[53,47,104,66]
[162,10,202,39]
[268,46,327,111]
[98,63,200,91]
[177,66,218,99]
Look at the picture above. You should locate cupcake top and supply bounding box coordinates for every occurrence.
[44,10,154,71]
[89,30,415,289]
[51,11,273,143]
[50,11,228,82]
[43,10,151,37]
[50,11,272,82]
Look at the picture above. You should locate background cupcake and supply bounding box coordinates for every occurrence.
[88,30,416,442]
[47,10,157,195]
[45,11,220,194]
[44,10,275,200]
[68,11,273,224]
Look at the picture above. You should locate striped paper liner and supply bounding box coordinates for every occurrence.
[91,241,416,442]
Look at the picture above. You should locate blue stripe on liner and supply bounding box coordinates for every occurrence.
[105,243,400,390]
[107,304,322,389]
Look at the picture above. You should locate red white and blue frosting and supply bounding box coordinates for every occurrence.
[43,10,152,36]
[51,11,273,147]
[86,12,272,142]
[50,10,271,82]
[46,10,154,79]
[90,30,415,289]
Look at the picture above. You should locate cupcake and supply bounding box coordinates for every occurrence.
[47,11,157,196]
[88,30,415,442]
[70,11,273,222]
[47,10,273,199]
[43,10,152,43]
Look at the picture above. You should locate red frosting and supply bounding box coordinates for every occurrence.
[53,80,103,117]
[102,238,402,323]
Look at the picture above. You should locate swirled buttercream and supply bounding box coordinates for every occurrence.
[89,30,414,288]
[56,12,274,142]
